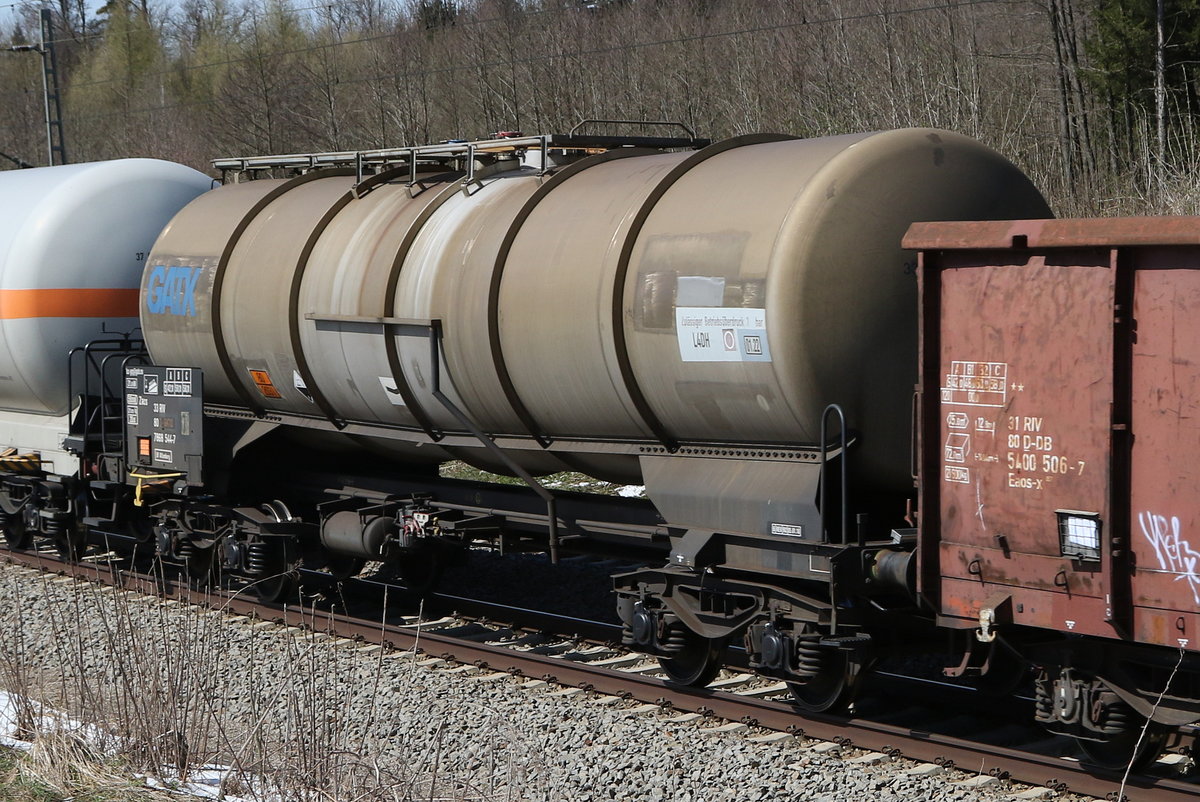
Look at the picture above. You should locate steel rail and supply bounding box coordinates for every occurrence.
[5,547,1198,802]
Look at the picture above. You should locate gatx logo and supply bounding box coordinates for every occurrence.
[145,265,204,316]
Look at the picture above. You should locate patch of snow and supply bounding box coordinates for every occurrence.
[0,689,267,802]
[0,689,97,751]
[0,690,33,750]
[143,768,259,802]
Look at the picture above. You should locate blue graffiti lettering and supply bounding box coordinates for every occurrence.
[145,265,203,316]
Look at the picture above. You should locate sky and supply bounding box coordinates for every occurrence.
[1,0,149,36]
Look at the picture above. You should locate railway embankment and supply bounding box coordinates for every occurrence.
[0,558,1080,802]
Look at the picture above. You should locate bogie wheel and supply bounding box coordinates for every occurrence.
[0,488,31,550]
[126,517,159,572]
[1077,722,1171,773]
[185,546,222,590]
[787,649,861,714]
[0,507,30,551]
[53,526,88,563]
[658,629,728,687]
[251,502,300,603]
[252,569,298,603]
[260,500,295,523]
[250,541,299,603]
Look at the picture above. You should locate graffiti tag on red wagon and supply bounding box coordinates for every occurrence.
[1139,511,1200,605]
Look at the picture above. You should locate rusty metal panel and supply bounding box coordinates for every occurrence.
[905,216,1200,251]
[930,250,1117,637]
[1130,255,1200,649]
[1135,607,1200,649]
[917,219,1200,652]
[939,575,1111,633]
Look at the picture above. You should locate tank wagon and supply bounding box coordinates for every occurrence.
[134,126,1046,702]
[2,126,1193,769]
[0,159,210,555]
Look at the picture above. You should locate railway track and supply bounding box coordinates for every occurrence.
[3,545,1198,802]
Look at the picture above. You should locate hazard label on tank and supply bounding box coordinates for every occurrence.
[249,369,282,399]
[675,307,771,362]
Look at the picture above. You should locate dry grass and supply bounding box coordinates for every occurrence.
[0,569,507,801]
[0,741,179,801]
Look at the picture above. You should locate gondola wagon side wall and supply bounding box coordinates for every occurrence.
[909,218,1200,655]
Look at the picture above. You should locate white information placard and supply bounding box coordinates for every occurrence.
[675,306,771,363]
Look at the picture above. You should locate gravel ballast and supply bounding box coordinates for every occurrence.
[0,560,1086,801]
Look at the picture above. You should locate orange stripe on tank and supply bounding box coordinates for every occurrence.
[0,288,140,319]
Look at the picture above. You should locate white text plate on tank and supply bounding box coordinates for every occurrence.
[675,307,771,362]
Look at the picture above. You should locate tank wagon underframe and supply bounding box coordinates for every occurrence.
[0,158,210,559]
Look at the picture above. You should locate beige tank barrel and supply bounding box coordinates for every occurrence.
[143,129,1050,488]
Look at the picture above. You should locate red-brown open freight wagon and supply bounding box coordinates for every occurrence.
[905,218,1200,764]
